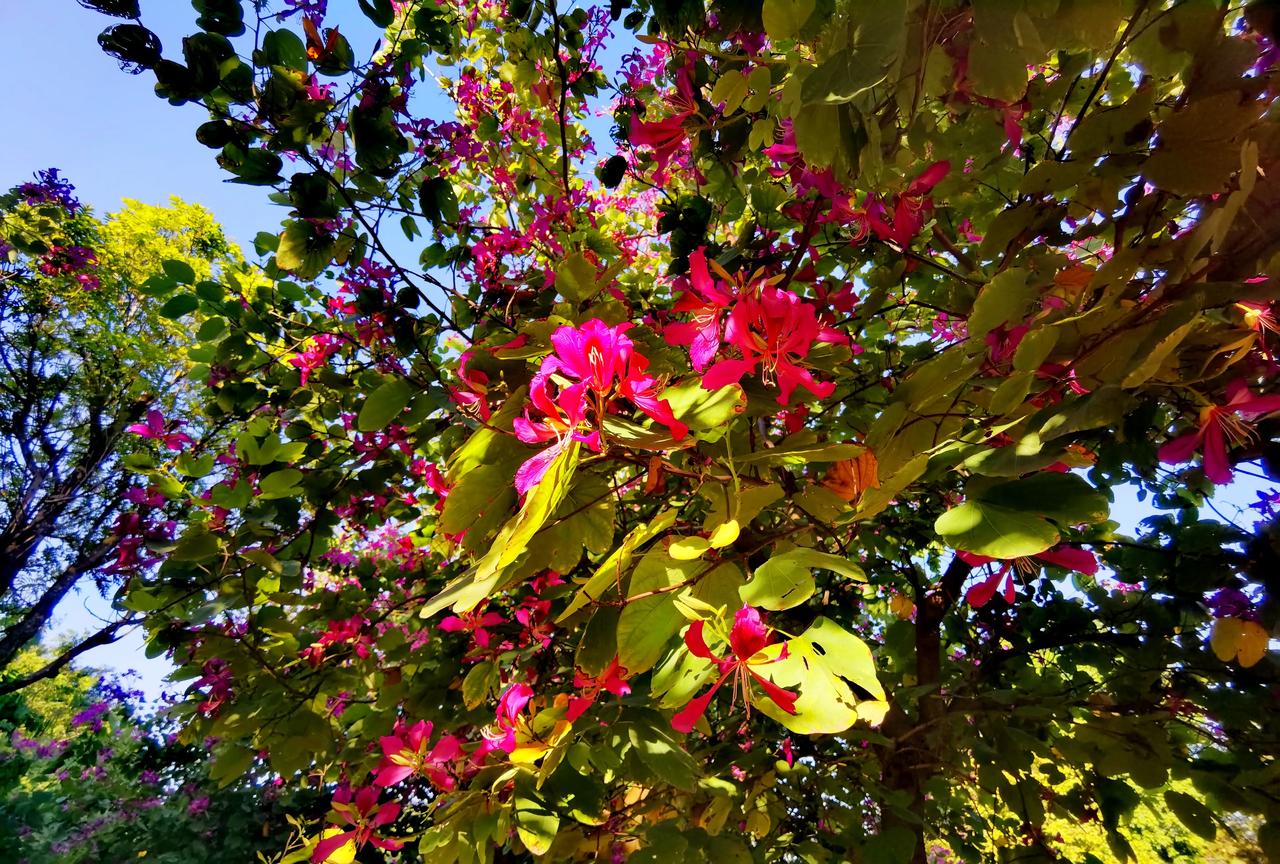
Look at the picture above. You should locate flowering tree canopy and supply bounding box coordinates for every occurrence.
[69,0,1280,861]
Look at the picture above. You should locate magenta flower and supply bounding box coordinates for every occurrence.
[473,682,534,762]
[664,248,736,371]
[960,545,1099,608]
[671,606,798,734]
[1159,379,1280,484]
[701,287,838,405]
[373,720,460,788]
[438,607,507,650]
[513,320,688,494]
[311,785,403,863]
[127,409,193,451]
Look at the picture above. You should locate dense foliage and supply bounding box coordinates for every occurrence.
[53,0,1280,861]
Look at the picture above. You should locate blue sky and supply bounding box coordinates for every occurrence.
[5,3,1274,702]
[0,2,283,249]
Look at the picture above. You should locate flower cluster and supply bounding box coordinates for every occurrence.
[513,319,687,494]
[17,167,80,213]
[666,250,844,406]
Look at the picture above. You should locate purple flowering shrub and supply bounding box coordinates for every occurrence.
[0,666,323,864]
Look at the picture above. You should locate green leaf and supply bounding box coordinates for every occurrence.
[259,468,303,498]
[1163,790,1217,840]
[761,0,814,42]
[936,472,1109,558]
[171,531,220,562]
[979,473,1110,526]
[422,441,580,618]
[968,269,1035,339]
[969,3,1040,102]
[162,258,196,283]
[627,721,698,790]
[276,220,333,280]
[357,377,413,431]
[735,433,862,466]
[616,544,700,673]
[356,0,395,27]
[741,548,865,611]
[559,509,678,622]
[159,293,199,319]
[462,661,497,710]
[800,1,906,105]
[663,381,746,440]
[556,251,599,302]
[261,28,307,71]
[754,617,887,734]
[209,745,255,788]
[934,500,1061,559]
[576,607,620,676]
[514,779,559,857]
[710,69,749,115]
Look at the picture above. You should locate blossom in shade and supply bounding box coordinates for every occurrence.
[960,546,1098,608]
[566,657,632,722]
[1158,379,1280,484]
[311,785,403,864]
[671,606,798,733]
[866,161,950,247]
[629,66,698,177]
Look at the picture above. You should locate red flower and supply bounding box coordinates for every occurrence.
[671,606,798,733]
[566,657,632,722]
[702,287,838,405]
[629,66,698,177]
[373,719,460,788]
[866,161,950,247]
[960,546,1098,608]
[1159,379,1280,485]
[311,785,403,863]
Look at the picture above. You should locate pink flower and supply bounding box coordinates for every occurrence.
[127,409,194,450]
[373,720,460,788]
[475,682,534,760]
[439,608,507,650]
[671,606,798,733]
[566,657,632,722]
[960,546,1098,608]
[664,248,735,371]
[311,785,403,863]
[513,320,688,494]
[629,67,698,178]
[1159,379,1280,484]
[288,334,344,385]
[702,287,837,405]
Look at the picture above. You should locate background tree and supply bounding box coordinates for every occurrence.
[68,1,1280,863]
[0,650,323,863]
[0,175,238,693]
